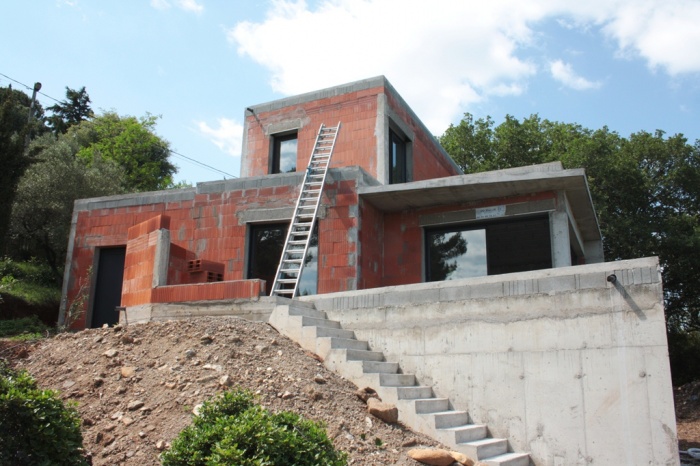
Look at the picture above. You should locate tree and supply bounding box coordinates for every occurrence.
[0,86,45,252]
[46,86,92,135]
[73,112,176,191]
[439,114,700,333]
[10,133,125,279]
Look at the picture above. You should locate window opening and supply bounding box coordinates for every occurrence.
[389,129,407,184]
[272,132,298,174]
[247,223,287,295]
[425,215,551,282]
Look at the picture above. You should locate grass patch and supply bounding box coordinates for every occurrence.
[0,258,60,306]
[0,316,50,339]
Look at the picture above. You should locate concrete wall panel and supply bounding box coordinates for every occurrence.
[307,257,678,465]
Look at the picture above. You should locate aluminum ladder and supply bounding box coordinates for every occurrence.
[270,122,341,297]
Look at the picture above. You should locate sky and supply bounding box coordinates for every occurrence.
[2,0,699,185]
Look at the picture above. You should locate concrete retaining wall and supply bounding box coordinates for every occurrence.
[303,257,678,465]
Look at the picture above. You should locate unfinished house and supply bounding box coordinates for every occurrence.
[60,76,678,465]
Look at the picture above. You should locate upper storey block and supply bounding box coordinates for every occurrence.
[240,76,462,183]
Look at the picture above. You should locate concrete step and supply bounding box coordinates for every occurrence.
[379,373,416,387]
[325,337,368,351]
[458,438,508,460]
[415,398,450,414]
[288,305,326,319]
[397,386,433,400]
[303,325,355,340]
[440,424,488,444]
[362,360,399,374]
[300,315,340,328]
[344,348,384,361]
[482,452,531,466]
[433,410,470,429]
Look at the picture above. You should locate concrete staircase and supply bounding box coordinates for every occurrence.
[269,300,531,466]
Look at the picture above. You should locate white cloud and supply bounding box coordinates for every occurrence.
[549,60,601,90]
[178,0,203,14]
[150,0,170,10]
[226,0,700,132]
[601,0,700,75]
[196,118,243,158]
[151,0,203,14]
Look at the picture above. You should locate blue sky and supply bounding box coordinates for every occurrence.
[2,0,699,185]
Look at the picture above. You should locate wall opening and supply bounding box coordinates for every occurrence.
[90,246,126,328]
[270,131,298,174]
[425,214,552,281]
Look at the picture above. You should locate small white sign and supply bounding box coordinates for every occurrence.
[476,205,506,219]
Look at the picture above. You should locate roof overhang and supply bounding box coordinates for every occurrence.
[358,163,601,241]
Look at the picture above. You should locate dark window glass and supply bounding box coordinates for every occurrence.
[389,129,407,184]
[425,215,552,281]
[248,223,287,295]
[272,133,298,174]
[297,225,318,296]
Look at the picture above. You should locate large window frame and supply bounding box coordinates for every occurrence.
[270,131,298,174]
[424,214,552,282]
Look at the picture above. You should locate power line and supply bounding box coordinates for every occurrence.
[0,72,61,104]
[169,149,237,179]
[1,71,238,179]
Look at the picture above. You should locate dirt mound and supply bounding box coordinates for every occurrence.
[10,317,442,465]
[677,380,700,452]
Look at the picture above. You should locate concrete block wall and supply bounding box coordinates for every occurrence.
[305,257,679,465]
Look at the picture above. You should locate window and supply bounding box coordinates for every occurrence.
[247,223,287,295]
[297,225,318,296]
[247,222,318,296]
[426,228,487,281]
[271,132,298,174]
[425,215,552,282]
[389,129,407,184]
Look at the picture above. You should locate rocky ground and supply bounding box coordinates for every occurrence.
[2,317,444,465]
[1,316,699,465]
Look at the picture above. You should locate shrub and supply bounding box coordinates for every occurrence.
[161,388,347,466]
[0,362,87,465]
[0,315,50,339]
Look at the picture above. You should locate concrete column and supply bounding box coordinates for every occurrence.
[550,192,571,268]
[153,229,171,288]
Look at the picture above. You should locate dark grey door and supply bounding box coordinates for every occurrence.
[91,247,125,328]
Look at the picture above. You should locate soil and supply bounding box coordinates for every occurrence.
[1,317,444,466]
[2,316,699,465]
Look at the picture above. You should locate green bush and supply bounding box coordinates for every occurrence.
[161,389,347,466]
[0,315,50,339]
[668,330,700,386]
[0,362,87,465]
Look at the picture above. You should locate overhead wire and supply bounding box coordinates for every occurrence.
[0,71,237,179]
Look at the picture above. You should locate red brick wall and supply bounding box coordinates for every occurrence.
[317,178,359,293]
[358,199,384,289]
[243,87,383,178]
[384,90,462,181]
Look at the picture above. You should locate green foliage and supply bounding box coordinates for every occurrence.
[0,86,45,250]
[0,316,50,339]
[74,112,177,192]
[162,389,347,466]
[0,257,61,305]
[440,114,700,335]
[667,331,700,386]
[0,362,87,465]
[10,133,125,277]
[46,86,93,135]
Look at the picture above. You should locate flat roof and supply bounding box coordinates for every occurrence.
[358,163,601,241]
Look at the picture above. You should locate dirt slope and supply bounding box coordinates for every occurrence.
[8,317,443,465]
